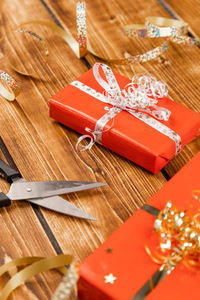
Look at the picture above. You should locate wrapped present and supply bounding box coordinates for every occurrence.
[49,63,200,173]
[78,152,200,300]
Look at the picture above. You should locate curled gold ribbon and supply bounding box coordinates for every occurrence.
[134,198,200,298]
[8,29,49,77]
[0,254,77,300]
[0,70,20,101]
[1,3,197,79]
[147,200,200,273]
[14,29,49,62]
[15,29,49,62]
[21,1,168,65]
[0,29,49,78]
[193,190,200,201]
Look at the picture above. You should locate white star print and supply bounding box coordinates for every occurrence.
[104,273,117,284]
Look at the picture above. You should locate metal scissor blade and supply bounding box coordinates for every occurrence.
[7,181,106,200]
[41,181,106,198]
[27,195,96,220]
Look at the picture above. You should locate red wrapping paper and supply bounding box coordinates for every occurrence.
[78,152,200,300]
[49,67,200,173]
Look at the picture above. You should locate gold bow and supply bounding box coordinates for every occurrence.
[146,200,200,274]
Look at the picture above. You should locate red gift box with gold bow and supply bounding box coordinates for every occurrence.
[49,63,200,173]
[78,152,200,300]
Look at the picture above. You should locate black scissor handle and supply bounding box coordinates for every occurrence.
[0,159,21,183]
[0,192,11,207]
[0,137,22,183]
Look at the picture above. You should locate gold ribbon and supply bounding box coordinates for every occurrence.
[1,4,197,81]
[192,190,200,201]
[20,3,199,66]
[0,254,78,300]
[21,1,168,65]
[0,28,49,78]
[15,29,49,61]
[8,29,49,77]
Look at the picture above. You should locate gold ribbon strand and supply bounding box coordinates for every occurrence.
[1,3,198,85]
[21,1,168,65]
[0,254,78,300]
[21,3,199,66]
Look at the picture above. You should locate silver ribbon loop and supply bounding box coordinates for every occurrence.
[93,63,171,121]
[71,63,181,155]
[76,128,97,151]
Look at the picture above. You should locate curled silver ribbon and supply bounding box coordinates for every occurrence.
[75,128,97,151]
[74,63,181,154]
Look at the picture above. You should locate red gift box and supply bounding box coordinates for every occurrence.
[78,152,200,300]
[49,63,200,173]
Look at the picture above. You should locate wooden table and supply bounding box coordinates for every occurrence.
[0,0,199,298]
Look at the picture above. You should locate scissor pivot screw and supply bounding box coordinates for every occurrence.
[27,187,32,192]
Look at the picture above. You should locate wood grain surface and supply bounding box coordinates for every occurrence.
[164,0,200,37]
[0,0,199,299]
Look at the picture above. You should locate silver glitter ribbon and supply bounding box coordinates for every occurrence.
[73,63,181,154]
[51,265,78,300]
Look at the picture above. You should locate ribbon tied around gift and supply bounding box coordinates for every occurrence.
[75,63,181,155]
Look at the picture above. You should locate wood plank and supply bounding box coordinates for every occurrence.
[44,0,200,179]
[162,0,200,38]
[1,0,167,273]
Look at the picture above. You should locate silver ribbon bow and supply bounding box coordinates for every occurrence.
[71,63,181,154]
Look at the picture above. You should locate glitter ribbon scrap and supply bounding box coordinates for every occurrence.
[74,62,181,155]
[124,16,199,46]
[0,254,78,300]
[52,265,79,300]
[0,70,20,101]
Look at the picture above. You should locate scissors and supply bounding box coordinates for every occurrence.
[0,138,105,220]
